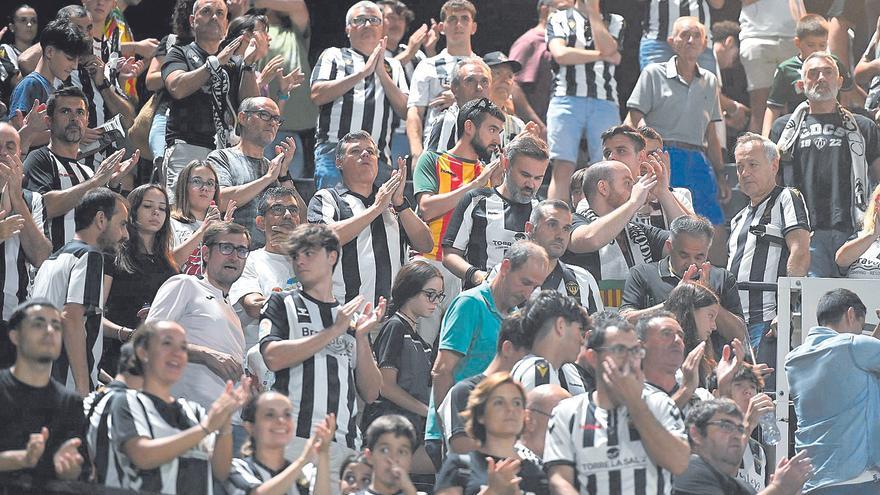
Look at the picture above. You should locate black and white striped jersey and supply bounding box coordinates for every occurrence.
[727,186,810,324]
[307,185,408,306]
[643,0,714,42]
[442,187,536,272]
[0,190,46,321]
[111,389,215,494]
[543,388,686,495]
[259,290,362,450]
[388,44,426,135]
[545,9,624,101]
[227,456,310,495]
[84,380,129,488]
[32,239,105,392]
[408,49,476,138]
[426,103,526,153]
[632,188,693,230]
[511,355,590,396]
[542,261,604,314]
[311,46,408,164]
[23,147,96,251]
[562,210,669,283]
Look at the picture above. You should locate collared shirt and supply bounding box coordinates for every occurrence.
[146,274,245,412]
[627,56,722,147]
[785,326,880,491]
[620,256,744,321]
[228,248,297,351]
[438,282,504,381]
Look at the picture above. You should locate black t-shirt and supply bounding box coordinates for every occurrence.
[434,452,549,495]
[161,41,242,149]
[0,369,87,482]
[106,252,178,329]
[770,112,880,231]
[673,455,756,495]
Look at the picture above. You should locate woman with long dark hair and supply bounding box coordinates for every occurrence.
[434,372,548,495]
[102,185,179,375]
[110,321,249,493]
[665,282,721,384]
[170,160,235,275]
[361,260,443,473]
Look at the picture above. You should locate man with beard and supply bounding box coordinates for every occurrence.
[0,300,88,483]
[673,399,812,495]
[544,315,690,495]
[146,222,250,451]
[162,0,259,203]
[229,187,302,353]
[207,97,306,248]
[32,188,129,397]
[443,133,549,289]
[770,51,880,277]
[412,96,502,342]
[23,86,137,251]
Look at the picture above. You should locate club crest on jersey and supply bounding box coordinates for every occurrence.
[536,362,549,378]
[566,281,580,297]
[814,137,827,149]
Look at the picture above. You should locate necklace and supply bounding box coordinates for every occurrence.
[396,310,418,329]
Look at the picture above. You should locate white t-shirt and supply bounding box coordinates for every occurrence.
[228,248,298,350]
[739,0,796,39]
[146,275,245,412]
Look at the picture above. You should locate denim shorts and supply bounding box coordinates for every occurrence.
[666,145,724,225]
[546,95,620,164]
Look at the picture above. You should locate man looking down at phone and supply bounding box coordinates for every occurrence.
[619,215,747,348]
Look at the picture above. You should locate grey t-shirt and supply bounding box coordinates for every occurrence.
[207,147,271,248]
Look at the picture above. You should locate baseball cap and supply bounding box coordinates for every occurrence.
[482,51,522,73]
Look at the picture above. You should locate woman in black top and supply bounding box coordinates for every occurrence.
[101,185,179,375]
[361,260,443,474]
[434,372,549,495]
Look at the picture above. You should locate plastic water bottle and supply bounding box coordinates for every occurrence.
[759,410,781,446]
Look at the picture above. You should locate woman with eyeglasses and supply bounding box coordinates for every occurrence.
[361,260,443,474]
[170,160,236,275]
[434,372,548,495]
[101,185,179,375]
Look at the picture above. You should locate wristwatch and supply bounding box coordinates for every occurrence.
[393,197,412,213]
[241,63,255,72]
[207,55,220,72]
[278,173,292,182]
[95,80,111,92]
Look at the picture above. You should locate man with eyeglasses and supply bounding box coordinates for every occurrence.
[161,0,259,203]
[146,222,250,450]
[207,96,306,248]
[308,130,432,308]
[510,290,592,395]
[673,399,812,495]
[516,384,571,469]
[310,0,409,190]
[544,315,690,494]
[229,187,301,355]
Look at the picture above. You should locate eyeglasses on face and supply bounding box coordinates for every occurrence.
[267,204,299,216]
[244,109,285,126]
[420,290,446,303]
[706,420,747,435]
[210,242,249,259]
[596,345,646,359]
[189,177,217,190]
[350,15,382,27]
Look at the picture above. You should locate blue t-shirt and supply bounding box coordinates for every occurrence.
[8,72,52,118]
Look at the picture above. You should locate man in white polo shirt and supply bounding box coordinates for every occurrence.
[146,222,249,447]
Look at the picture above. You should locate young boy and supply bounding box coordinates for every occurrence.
[361,415,418,495]
[762,14,856,136]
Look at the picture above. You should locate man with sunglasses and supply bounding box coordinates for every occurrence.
[673,399,812,495]
[310,0,409,190]
[545,315,690,494]
[207,96,305,248]
[146,222,250,448]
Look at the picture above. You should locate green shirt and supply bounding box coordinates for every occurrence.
[267,24,318,131]
[766,54,854,110]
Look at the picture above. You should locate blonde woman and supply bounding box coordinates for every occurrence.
[836,183,880,278]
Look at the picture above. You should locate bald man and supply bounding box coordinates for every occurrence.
[207,96,306,249]
[561,160,671,283]
[0,123,53,366]
[516,384,570,466]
